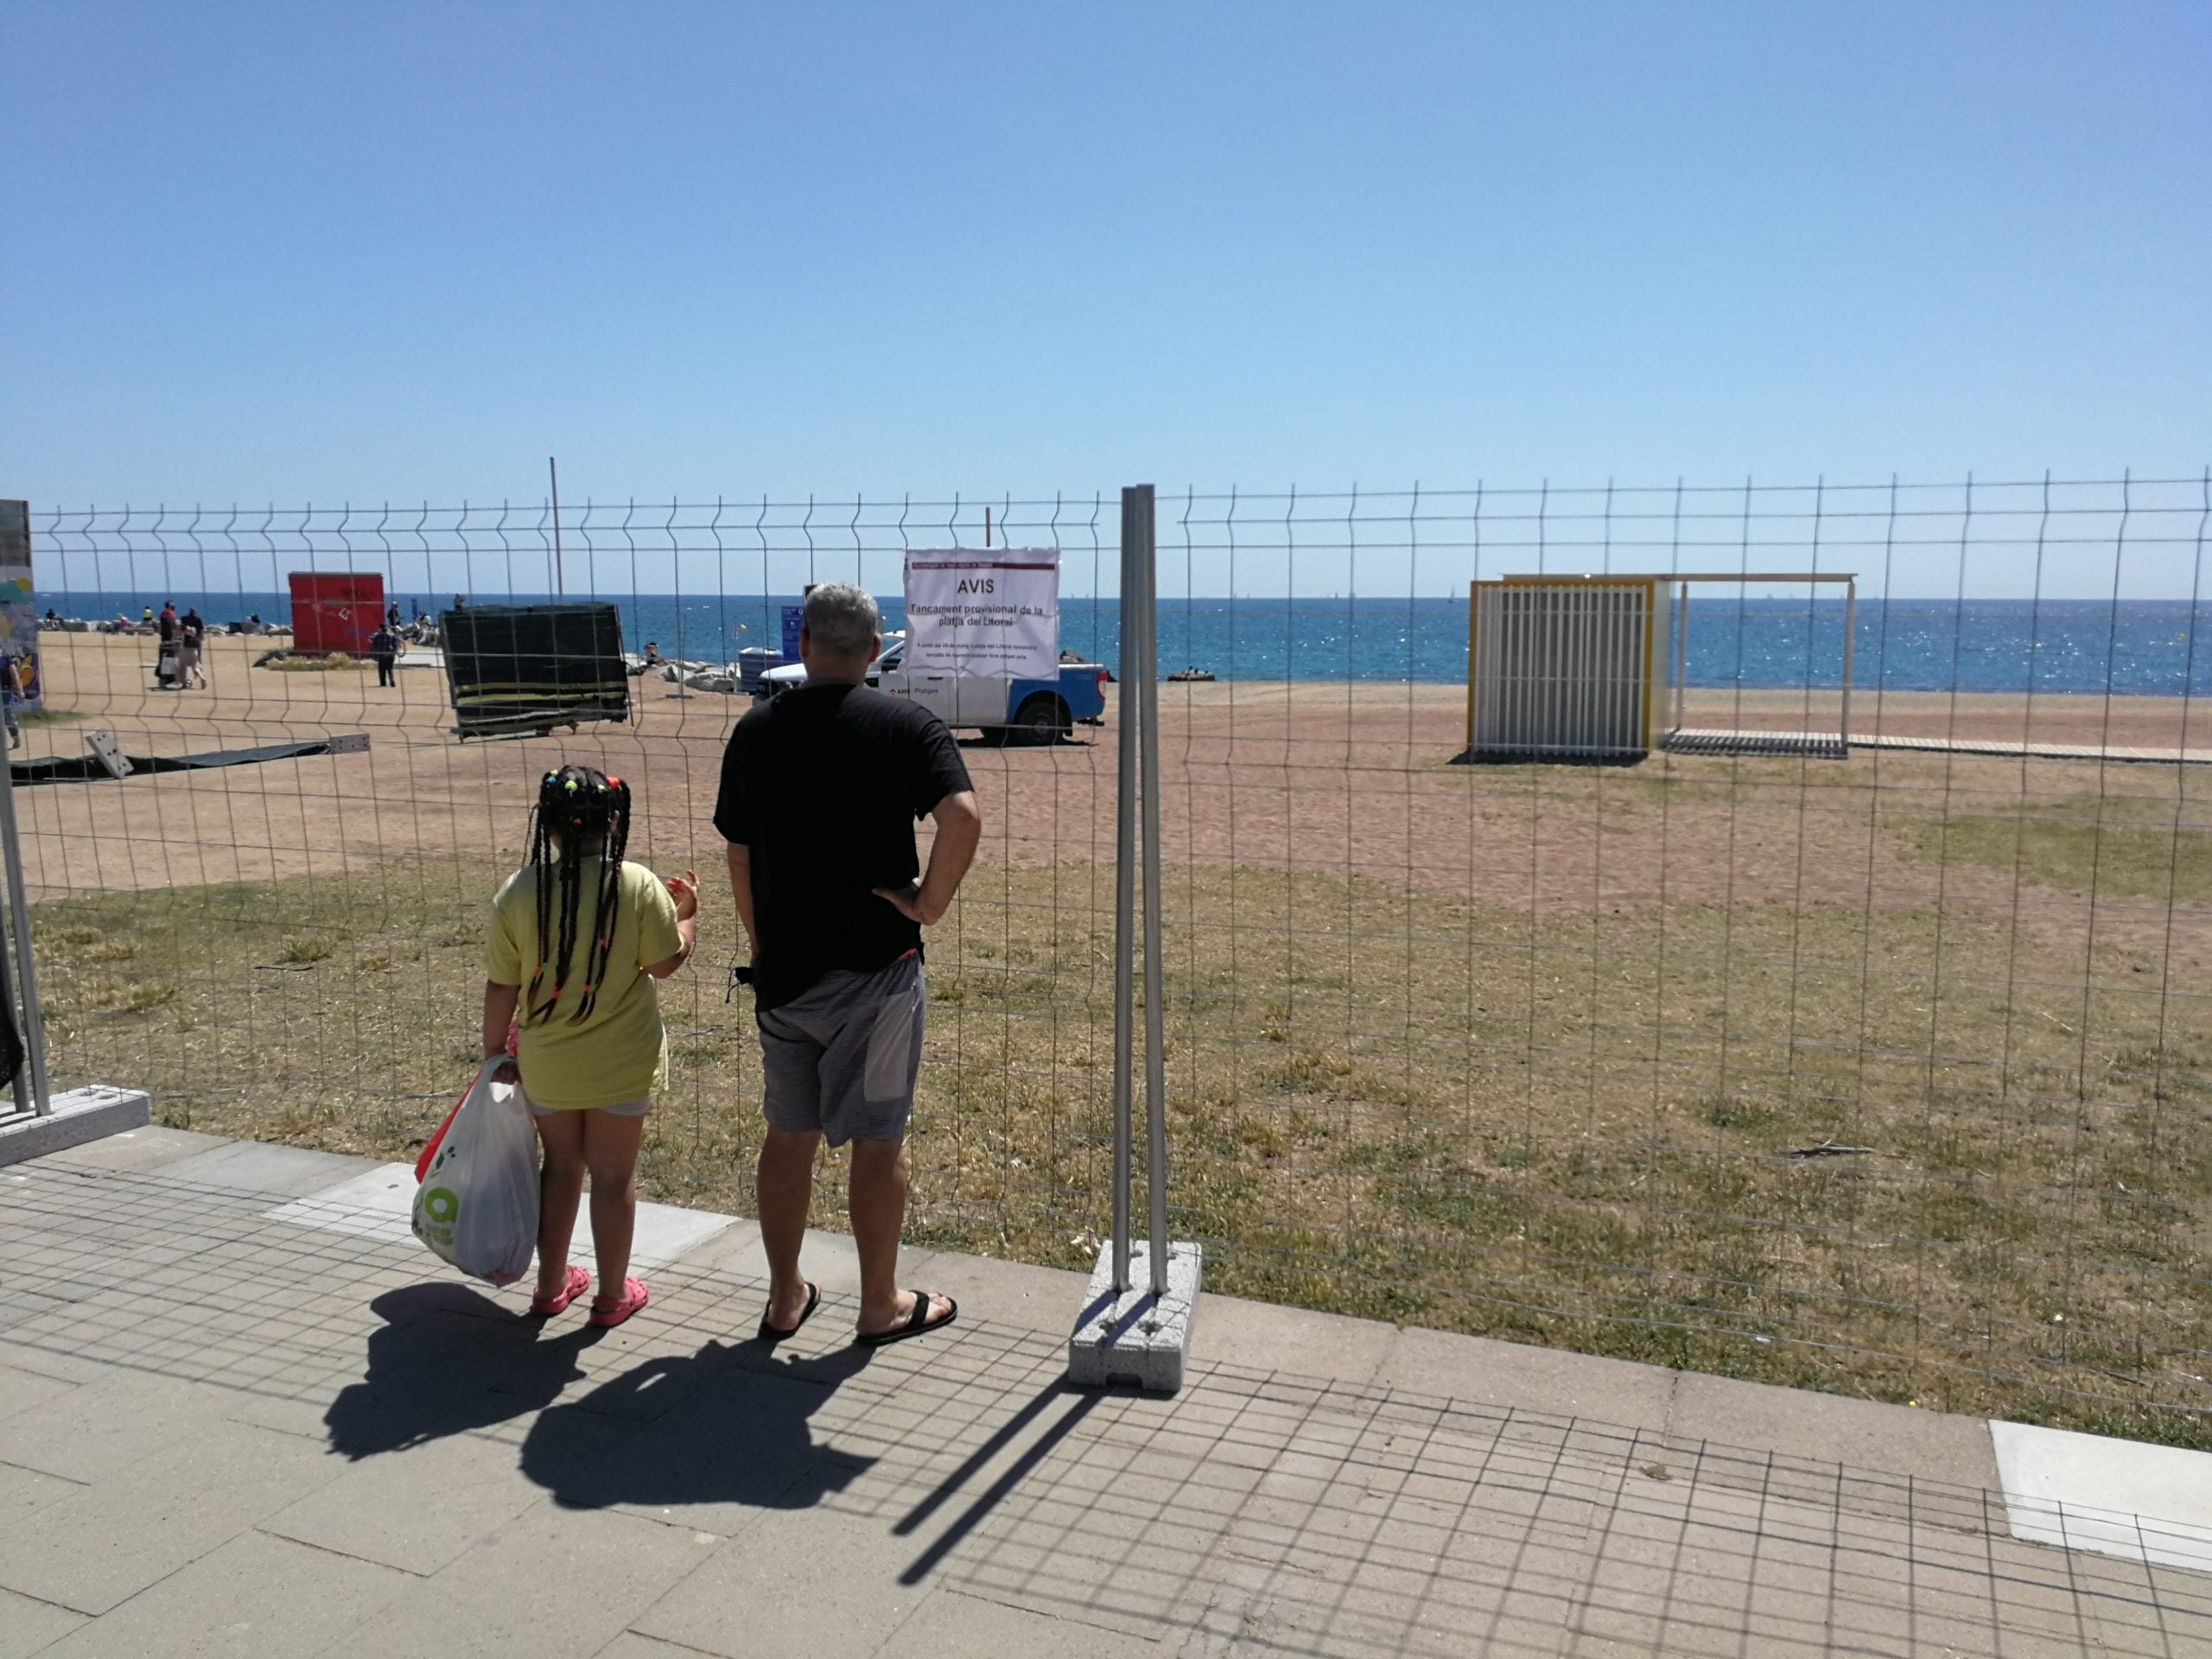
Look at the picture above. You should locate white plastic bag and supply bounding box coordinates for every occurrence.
[412,1058,540,1286]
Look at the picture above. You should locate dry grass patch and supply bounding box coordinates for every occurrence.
[32,849,2212,1448]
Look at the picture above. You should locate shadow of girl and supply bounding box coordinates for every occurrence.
[325,1282,604,1461]
[519,1339,877,1515]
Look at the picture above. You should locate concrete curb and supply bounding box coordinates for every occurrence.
[0,1084,150,1167]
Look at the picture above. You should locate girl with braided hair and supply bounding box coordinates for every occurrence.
[482,764,697,1327]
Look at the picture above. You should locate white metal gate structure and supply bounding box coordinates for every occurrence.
[1466,570,1861,761]
[1465,575,1657,760]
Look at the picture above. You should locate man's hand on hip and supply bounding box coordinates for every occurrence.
[873,880,942,926]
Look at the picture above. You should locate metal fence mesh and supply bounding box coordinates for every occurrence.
[18,472,2212,1446]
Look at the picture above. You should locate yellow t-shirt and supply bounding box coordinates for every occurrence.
[486,858,683,1110]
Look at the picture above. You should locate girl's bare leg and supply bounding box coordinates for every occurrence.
[533,1109,588,1299]
[582,1109,648,1292]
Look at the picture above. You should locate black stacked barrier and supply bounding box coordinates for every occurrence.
[442,602,630,739]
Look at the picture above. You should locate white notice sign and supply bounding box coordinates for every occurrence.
[902,547,1060,679]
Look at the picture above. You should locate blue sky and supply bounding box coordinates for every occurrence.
[5,1,2207,521]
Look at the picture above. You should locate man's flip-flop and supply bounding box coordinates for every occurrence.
[756,1281,822,1344]
[529,1265,590,1317]
[855,1293,957,1348]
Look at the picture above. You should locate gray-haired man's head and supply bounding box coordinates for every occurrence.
[801,582,881,670]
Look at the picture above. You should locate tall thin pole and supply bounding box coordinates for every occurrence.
[1840,576,1857,750]
[1110,488,1142,1292]
[1675,581,1689,737]
[549,456,565,599]
[1135,485,1171,1294]
[0,759,49,1115]
[0,899,26,1117]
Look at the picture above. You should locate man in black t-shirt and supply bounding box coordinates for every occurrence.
[716,582,981,1348]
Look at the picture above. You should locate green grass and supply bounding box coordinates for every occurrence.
[33,849,2212,1450]
[1897,792,2212,903]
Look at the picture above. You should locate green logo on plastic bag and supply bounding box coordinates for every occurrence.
[422,1186,459,1224]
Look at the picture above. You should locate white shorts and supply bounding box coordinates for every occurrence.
[524,1093,650,1121]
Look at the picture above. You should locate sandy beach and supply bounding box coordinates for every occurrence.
[16,633,2211,964]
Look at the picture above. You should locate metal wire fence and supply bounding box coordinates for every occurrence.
[16,472,2212,1445]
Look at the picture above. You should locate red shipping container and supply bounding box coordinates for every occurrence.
[288,572,385,657]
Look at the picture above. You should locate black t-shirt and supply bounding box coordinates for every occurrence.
[715,683,973,1010]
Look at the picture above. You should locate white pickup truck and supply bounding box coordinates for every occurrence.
[756,633,1109,745]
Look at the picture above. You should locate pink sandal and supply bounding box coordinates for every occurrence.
[530,1265,590,1317]
[588,1276,650,1328]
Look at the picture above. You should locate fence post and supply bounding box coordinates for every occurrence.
[0,757,48,1116]
[0,500,149,1166]
[1068,484,1203,1389]
[1135,485,1172,1297]
[0,876,25,1120]
[0,501,48,1116]
[1109,488,1141,1294]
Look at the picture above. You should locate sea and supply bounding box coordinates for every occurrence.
[39,592,2212,697]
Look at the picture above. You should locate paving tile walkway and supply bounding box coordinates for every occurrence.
[1,1131,2207,1656]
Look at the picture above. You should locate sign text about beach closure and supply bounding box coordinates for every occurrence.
[903,547,1061,678]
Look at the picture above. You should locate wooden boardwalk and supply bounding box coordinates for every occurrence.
[1666,727,2212,765]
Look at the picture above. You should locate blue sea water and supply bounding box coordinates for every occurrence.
[37,591,2212,696]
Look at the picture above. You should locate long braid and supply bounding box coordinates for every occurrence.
[569,777,631,1023]
[547,849,585,1024]
[523,804,553,1011]
[524,766,619,1027]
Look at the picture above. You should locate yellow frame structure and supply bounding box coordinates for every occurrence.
[1465,571,1859,756]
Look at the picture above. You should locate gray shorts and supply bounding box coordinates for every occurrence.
[757,953,925,1147]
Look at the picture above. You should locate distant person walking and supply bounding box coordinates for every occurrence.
[482,766,698,1327]
[177,608,205,690]
[716,582,982,1347]
[369,621,398,688]
[153,602,180,689]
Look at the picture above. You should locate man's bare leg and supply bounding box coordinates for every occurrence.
[757,1127,822,1330]
[848,1135,952,1337]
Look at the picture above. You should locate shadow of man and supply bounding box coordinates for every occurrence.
[325,1282,604,1461]
[520,1338,877,1516]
